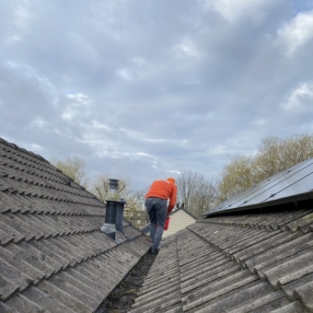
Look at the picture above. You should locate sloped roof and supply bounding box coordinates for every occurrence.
[0,138,150,312]
[129,161,313,312]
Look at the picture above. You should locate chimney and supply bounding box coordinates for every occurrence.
[100,179,126,239]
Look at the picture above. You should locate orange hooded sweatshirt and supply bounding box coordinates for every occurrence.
[145,178,177,214]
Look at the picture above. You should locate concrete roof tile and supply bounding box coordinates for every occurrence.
[0,222,25,245]
[286,211,313,231]
[0,246,45,284]
[181,255,230,283]
[5,292,49,313]
[187,282,287,313]
[0,273,20,301]
[280,267,313,299]
[232,230,297,263]
[1,215,34,242]
[245,232,313,273]
[263,249,313,287]
[181,262,241,293]
[130,290,182,313]
[179,250,223,273]
[63,267,106,295]
[37,280,92,313]
[269,301,309,313]
[0,194,20,214]
[5,242,59,278]
[49,275,99,310]
[21,285,77,313]
[294,281,313,311]
[56,270,104,302]
[0,301,20,313]
[0,258,33,300]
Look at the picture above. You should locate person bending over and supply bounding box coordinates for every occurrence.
[145,177,177,254]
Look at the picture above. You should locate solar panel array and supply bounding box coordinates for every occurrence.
[205,157,313,216]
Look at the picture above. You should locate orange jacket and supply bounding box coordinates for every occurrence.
[145,180,177,214]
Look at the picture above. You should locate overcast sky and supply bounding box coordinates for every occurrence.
[1,0,313,190]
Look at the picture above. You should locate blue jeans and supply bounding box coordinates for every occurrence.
[145,197,167,250]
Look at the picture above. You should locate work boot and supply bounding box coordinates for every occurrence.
[150,247,159,254]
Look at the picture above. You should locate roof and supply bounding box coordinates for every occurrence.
[129,160,313,312]
[0,137,150,313]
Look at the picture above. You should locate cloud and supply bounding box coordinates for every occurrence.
[174,37,201,59]
[201,0,269,24]
[277,10,313,56]
[282,83,313,111]
[1,0,313,189]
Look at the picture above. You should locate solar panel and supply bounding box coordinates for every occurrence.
[205,157,313,216]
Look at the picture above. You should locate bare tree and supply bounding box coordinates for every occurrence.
[90,175,129,202]
[176,171,218,218]
[51,156,89,188]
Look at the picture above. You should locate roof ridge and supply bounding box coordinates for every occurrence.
[0,137,50,164]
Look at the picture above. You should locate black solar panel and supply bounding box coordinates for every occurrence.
[205,157,313,216]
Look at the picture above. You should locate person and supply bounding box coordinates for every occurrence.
[145,177,177,254]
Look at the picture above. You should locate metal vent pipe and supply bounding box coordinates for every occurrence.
[116,198,126,234]
[101,179,126,240]
[101,200,117,240]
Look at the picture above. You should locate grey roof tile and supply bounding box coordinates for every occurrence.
[0,245,45,284]
[20,285,77,313]
[0,194,20,214]
[232,230,297,263]
[5,241,59,278]
[0,258,33,300]
[181,262,241,294]
[8,213,47,240]
[0,273,20,301]
[32,238,76,266]
[124,224,142,239]
[0,221,26,245]
[48,275,99,310]
[5,292,49,313]
[0,301,21,313]
[245,232,313,273]
[132,290,182,313]
[281,271,313,297]
[56,270,104,302]
[262,248,313,287]
[186,282,287,313]
[28,239,70,269]
[293,281,313,311]
[284,210,313,230]
[37,280,93,313]
[269,301,309,313]
[182,268,258,311]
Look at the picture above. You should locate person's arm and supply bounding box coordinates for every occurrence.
[167,184,177,214]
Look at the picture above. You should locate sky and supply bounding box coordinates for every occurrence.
[1,0,313,190]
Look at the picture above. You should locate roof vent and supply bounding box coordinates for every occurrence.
[101,179,127,240]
